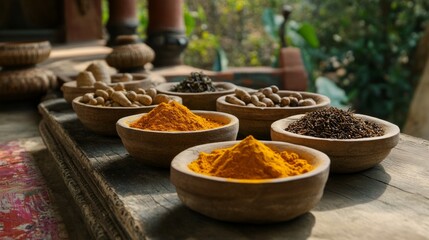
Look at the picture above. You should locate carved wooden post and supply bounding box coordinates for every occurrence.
[403,25,429,139]
[106,0,138,46]
[278,5,308,90]
[146,0,188,67]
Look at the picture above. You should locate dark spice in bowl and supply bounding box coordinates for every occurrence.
[172,72,216,93]
[285,107,384,139]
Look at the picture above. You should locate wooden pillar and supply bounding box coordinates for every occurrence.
[403,55,429,139]
[106,0,138,46]
[278,5,308,90]
[146,0,188,67]
[403,26,429,139]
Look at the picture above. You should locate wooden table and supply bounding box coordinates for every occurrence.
[38,98,429,240]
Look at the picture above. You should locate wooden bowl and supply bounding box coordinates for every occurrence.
[216,91,331,140]
[170,141,330,223]
[271,114,400,173]
[72,95,182,136]
[155,82,236,110]
[61,73,162,103]
[116,111,239,167]
[0,41,51,67]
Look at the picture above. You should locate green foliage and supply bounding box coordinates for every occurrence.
[182,5,220,69]
[136,1,148,38]
[185,0,282,68]
[298,0,428,127]
[101,0,109,25]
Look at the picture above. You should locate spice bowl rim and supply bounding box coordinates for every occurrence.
[171,140,331,184]
[271,113,400,173]
[116,110,239,134]
[217,90,331,111]
[155,81,237,96]
[271,113,400,143]
[61,72,159,103]
[72,94,182,110]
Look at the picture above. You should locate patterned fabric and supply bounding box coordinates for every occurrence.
[0,141,67,239]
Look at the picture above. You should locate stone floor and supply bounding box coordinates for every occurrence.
[0,101,91,239]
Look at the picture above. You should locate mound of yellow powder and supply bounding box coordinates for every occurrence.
[188,136,313,179]
[129,101,223,131]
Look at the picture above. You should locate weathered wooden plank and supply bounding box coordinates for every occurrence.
[39,120,126,239]
[38,98,429,240]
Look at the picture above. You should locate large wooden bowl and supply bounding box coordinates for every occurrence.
[116,111,239,168]
[72,95,182,136]
[217,91,330,140]
[271,114,400,173]
[170,140,330,223]
[155,82,236,110]
[61,73,162,103]
[0,41,51,67]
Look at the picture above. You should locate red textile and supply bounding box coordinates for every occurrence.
[0,141,67,239]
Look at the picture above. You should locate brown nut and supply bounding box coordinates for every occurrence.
[226,95,246,106]
[111,91,132,107]
[261,97,274,107]
[289,97,299,107]
[76,71,96,87]
[94,89,109,100]
[146,88,157,99]
[106,88,115,97]
[93,81,109,90]
[247,103,256,107]
[280,97,291,107]
[136,94,152,106]
[113,82,125,91]
[289,92,303,100]
[81,93,94,103]
[261,87,273,96]
[154,94,171,104]
[126,91,137,101]
[95,96,105,105]
[253,92,265,101]
[235,88,251,103]
[270,85,279,93]
[86,62,111,84]
[88,98,98,105]
[250,95,267,107]
[267,93,281,104]
[299,98,317,106]
[136,88,146,95]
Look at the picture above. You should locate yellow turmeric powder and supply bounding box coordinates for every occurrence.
[188,135,313,179]
[129,101,223,131]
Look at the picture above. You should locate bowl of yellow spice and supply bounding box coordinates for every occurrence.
[116,101,239,167]
[170,135,330,223]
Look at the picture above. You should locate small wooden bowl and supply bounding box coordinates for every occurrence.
[72,95,182,136]
[216,91,330,139]
[271,114,400,173]
[170,141,330,223]
[155,82,236,110]
[61,73,162,103]
[116,111,239,167]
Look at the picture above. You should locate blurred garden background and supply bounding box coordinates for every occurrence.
[104,0,429,128]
